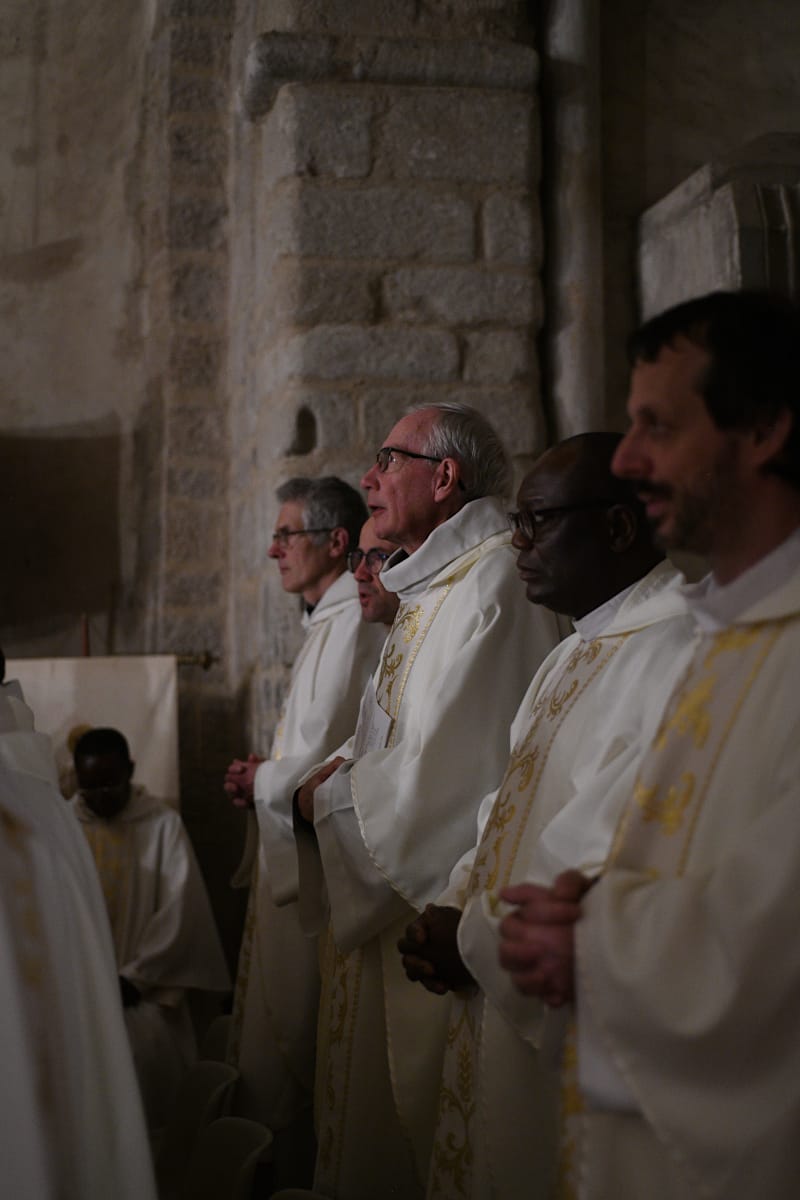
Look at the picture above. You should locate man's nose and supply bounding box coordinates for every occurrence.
[361,463,379,491]
[612,430,645,479]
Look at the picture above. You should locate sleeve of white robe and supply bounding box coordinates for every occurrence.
[575,744,800,1199]
[456,731,646,1038]
[253,605,385,906]
[312,555,561,954]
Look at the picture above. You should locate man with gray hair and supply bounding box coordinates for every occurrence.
[223,475,386,1185]
[294,404,563,1198]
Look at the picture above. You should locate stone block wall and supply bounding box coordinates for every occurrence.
[227,27,547,743]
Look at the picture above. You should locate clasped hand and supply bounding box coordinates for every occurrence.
[497,870,591,1008]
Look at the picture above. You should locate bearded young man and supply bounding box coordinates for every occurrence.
[499,291,800,1200]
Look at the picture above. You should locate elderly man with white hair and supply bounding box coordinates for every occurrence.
[294,403,563,1199]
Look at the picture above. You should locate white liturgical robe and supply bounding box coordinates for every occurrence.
[0,688,156,1200]
[229,569,385,1130]
[427,561,695,1200]
[299,497,563,1200]
[71,785,231,1129]
[568,531,800,1200]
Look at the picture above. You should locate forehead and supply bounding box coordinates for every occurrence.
[76,750,127,776]
[629,337,710,412]
[517,447,583,508]
[383,409,436,448]
[275,499,306,530]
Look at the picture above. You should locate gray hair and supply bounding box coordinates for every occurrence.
[276,476,367,549]
[416,402,511,501]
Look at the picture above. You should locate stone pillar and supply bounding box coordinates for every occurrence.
[539,0,606,437]
[227,17,547,739]
[149,0,245,969]
[638,133,800,317]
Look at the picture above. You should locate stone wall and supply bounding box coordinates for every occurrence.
[226,16,548,745]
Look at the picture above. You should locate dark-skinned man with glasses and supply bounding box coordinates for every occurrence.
[397,431,695,1200]
[223,476,387,1188]
[291,402,562,1200]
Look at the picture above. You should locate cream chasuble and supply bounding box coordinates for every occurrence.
[71,786,231,1129]
[0,691,157,1200]
[428,562,694,1200]
[229,570,385,1131]
[303,497,563,1200]
[570,554,800,1200]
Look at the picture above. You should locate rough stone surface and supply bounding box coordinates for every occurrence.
[164,569,225,608]
[377,91,536,185]
[463,329,533,383]
[262,84,373,185]
[383,266,537,326]
[271,181,475,261]
[241,29,537,118]
[170,73,228,114]
[169,196,228,251]
[284,387,361,449]
[278,324,461,382]
[168,406,226,458]
[170,335,224,388]
[159,609,226,656]
[271,260,377,324]
[482,191,541,265]
[170,123,229,181]
[171,261,227,323]
[165,500,226,564]
[167,462,226,500]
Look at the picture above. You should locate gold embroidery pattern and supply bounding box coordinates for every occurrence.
[431,637,627,1200]
[565,640,604,671]
[374,585,452,726]
[614,621,785,875]
[655,675,714,752]
[397,603,423,643]
[82,821,131,936]
[548,678,580,719]
[376,646,403,714]
[555,1022,583,1200]
[634,772,695,835]
[429,997,476,1199]
[315,934,363,1192]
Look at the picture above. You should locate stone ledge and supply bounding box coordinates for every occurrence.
[242,31,538,119]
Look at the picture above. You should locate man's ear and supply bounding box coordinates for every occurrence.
[606,504,636,554]
[329,527,350,559]
[750,407,793,470]
[433,457,463,503]
[127,760,135,781]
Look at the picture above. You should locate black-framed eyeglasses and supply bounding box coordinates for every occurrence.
[347,548,391,575]
[271,527,333,547]
[508,500,615,543]
[374,446,443,473]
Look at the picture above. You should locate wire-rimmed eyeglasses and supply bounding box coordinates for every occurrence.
[508,499,614,543]
[271,527,333,547]
[347,548,391,575]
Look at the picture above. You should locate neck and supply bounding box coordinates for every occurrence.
[710,494,800,585]
[302,564,345,608]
